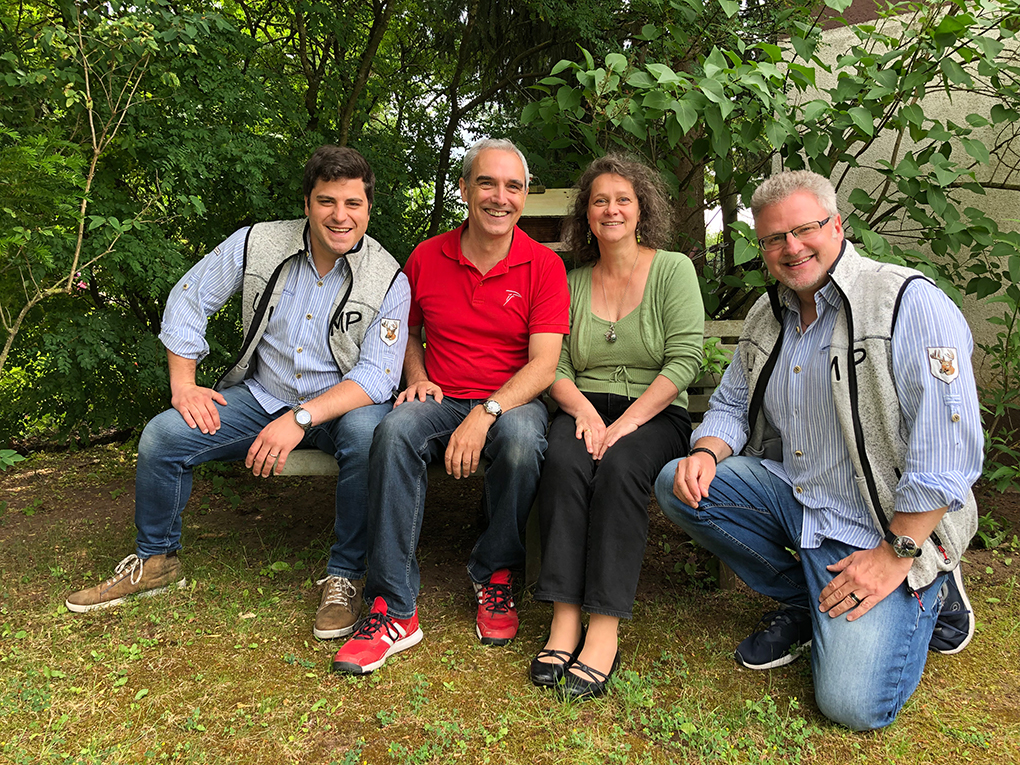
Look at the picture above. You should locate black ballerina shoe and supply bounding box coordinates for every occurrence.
[556,650,620,701]
[529,628,586,688]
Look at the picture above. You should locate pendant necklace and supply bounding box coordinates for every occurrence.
[600,251,640,343]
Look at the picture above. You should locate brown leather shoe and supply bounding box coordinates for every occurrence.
[65,553,186,613]
[313,576,364,639]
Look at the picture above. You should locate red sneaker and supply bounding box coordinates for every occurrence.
[474,569,518,645]
[331,597,422,674]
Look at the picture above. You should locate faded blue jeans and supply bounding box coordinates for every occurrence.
[365,396,549,619]
[135,383,391,579]
[654,456,947,731]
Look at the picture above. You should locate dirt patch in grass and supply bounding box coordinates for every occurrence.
[1,445,1019,764]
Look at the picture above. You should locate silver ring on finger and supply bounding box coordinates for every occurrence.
[848,592,862,606]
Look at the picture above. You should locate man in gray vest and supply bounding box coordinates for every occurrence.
[66,146,410,642]
[655,170,981,730]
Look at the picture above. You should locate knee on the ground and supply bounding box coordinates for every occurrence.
[814,681,899,732]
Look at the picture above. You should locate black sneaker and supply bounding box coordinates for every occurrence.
[734,608,812,670]
[930,566,974,655]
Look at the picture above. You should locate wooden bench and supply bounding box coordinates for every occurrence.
[279,319,743,586]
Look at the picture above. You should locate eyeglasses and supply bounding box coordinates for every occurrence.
[757,217,832,252]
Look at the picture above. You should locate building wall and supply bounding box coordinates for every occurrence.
[806,6,1020,385]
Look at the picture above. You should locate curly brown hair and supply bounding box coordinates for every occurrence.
[561,154,674,264]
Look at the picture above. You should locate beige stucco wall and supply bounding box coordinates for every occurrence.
[797,14,1020,386]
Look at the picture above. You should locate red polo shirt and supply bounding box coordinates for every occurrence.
[405,223,569,399]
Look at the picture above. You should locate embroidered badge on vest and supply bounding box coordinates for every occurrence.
[927,347,959,383]
[380,318,400,346]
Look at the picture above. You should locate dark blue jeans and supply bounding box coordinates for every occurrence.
[364,396,549,618]
[134,384,391,579]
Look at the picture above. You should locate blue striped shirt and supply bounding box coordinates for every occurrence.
[693,278,983,550]
[159,226,410,412]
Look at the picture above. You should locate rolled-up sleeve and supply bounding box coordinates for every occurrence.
[691,351,751,455]
[159,228,247,361]
[343,272,411,403]
[892,280,983,514]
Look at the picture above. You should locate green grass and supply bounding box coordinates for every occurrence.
[0,447,1017,764]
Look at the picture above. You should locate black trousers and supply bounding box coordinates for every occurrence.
[533,392,692,619]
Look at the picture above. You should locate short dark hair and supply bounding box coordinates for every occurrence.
[562,154,674,265]
[303,145,375,206]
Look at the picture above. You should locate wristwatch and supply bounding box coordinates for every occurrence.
[481,399,503,419]
[292,406,313,432]
[884,530,922,558]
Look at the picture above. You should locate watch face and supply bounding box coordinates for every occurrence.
[295,408,312,426]
[484,401,501,417]
[894,536,919,557]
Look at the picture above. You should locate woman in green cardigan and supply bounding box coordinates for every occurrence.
[530,154,704,700]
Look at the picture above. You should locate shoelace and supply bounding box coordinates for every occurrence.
[479,583,514,614]
[106,554,144,587]
[756,609,802,634]
[351,610,400,642]
[316,576,357,607]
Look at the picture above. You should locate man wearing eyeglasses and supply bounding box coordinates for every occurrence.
[655,170,981,730]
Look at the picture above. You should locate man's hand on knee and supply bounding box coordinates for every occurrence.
[819,546,914,622]
[672,452,717,508]
[445,406,491,479]
[172,385,228,435]
[396,380,443,406]
[246,415,305,477]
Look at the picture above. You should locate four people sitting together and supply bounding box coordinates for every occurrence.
[65,138,982,731]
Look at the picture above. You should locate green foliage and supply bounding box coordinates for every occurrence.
[0,449,25,471]
[0,0,620,443]
[526,0,1020,470]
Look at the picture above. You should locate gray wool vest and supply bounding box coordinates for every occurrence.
[738,241,977,590]
[216,219,401,391]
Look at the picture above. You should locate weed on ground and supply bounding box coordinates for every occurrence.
[1,447,1017,764]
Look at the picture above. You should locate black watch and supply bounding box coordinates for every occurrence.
[884,530,922,558]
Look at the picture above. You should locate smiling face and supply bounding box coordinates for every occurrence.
[458,148,527,240]
[587,173,640,248]
[304,177,371,265]
[755,190,843,304]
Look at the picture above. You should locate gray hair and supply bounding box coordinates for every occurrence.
[461,138,530,189]
[751,170,838,218]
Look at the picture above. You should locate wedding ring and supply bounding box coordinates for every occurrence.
[848,592,862,605]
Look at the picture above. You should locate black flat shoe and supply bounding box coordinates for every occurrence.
[530,629,586,688]
[556,650,620,701]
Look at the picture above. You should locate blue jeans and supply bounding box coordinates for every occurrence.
[365,396,549,619]
[654,456,947,731]
[135,384,391,579]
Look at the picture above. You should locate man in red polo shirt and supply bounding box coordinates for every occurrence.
[332,138,570,674]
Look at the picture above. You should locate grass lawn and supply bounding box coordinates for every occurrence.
[1,445,1017,764]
